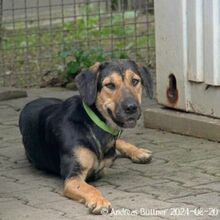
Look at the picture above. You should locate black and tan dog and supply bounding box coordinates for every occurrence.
[19,60,153,214]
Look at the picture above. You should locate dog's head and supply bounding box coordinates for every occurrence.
[75,60,153,129]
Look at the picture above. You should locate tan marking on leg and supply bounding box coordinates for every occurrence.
[116,139,152,163]
[64,177,111,214]
[64,147,112,214]
[103,157,115,168]
[74,147,97,179]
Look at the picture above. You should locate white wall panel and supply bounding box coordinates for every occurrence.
[204,0,220,85]
[187,0,204,82]
[155,0,189,110]
[156,0,220,118]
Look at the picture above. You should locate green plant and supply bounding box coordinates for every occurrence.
[59,47,129,79]
[1,2,155,87]
[63,5,136,49]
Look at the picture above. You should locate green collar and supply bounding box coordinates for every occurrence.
[82,101,121,137]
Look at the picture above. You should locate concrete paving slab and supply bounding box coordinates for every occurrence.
[0,88,219,220]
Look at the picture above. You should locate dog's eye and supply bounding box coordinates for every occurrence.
[105,83,116,90]
[132,78,140,86]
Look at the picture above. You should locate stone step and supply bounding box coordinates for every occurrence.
[0,88,27,101]
[144,106,220,142]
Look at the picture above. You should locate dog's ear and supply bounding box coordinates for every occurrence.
[138,65,154,99]
[75,62,100,105]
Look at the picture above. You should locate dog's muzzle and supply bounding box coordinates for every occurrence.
[108,97,141,128]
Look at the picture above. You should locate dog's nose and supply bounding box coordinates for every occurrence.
[124,102,137,114]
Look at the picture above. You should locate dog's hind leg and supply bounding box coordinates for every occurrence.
[116,139,152,163]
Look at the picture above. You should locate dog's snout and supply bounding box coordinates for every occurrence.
[123,100,138,114]
[125,103,137,114]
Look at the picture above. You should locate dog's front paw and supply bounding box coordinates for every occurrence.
[131,148,152,164]
[86,196,112,215]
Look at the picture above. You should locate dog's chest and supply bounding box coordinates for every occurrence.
[98,140,116,169]
[103,139,115,154]
[89,156,115,180]
[89,140,116,180]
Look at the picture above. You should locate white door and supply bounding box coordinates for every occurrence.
[155,0,220,118]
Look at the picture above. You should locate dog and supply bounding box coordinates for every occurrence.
[19,60,153,214]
